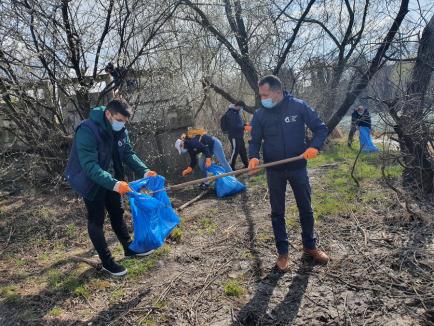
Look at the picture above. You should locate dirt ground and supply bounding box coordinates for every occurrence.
[0,148,433,325]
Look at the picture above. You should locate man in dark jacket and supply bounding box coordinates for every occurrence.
[104,62,130,97]
[248,75,329,271]
[224,101,251,170]
[348,105,372,147]
[65,99,157,276]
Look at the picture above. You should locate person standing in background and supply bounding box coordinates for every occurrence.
[348,105,371,148]
[221,101,251,170]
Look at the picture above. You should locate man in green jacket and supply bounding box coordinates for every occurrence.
[65,99,157,276]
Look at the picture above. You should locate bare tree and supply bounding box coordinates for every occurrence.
[326,0,410,132]
[390,14,434,198]
[180,0,316,112]
[0,0,179,177]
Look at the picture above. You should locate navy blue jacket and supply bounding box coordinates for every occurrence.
[351,109,371,129]
[249,93,328,170]
[225,108,245,139]
[184,134,215,168]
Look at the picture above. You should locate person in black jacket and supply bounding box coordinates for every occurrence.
[105,62,129,97]
[175,133,232,178]
[223,101,251,170]
[248,75,329,271]
[348,105,371,147]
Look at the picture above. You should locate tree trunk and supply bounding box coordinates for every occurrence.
[394,14,434,197]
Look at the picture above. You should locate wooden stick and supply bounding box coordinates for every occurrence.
[151,154,304,194]
[70,255,101,269]
[177,189,211,211]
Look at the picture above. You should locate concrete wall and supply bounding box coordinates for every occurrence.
[127,103,194,182]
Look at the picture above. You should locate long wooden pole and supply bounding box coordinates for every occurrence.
[151,154,305,194]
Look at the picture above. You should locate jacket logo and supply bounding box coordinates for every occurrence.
[285,116,297,123]
[118,140,123,147]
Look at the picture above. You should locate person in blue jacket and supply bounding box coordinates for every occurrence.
[175,132,232,181]
[248,75,330,271]
[223,101,251,170]
[347,105,372,148]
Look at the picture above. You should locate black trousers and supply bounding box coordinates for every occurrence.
[228,136,248,170]
[348,124,357,145]
[84,190,131,264]
[266,167,316,254]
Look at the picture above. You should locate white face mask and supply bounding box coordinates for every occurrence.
[111,120,125,131]
[107,111,126,131]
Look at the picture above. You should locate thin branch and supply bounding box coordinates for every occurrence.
[201,77,255,114]
[351,144,364,187]
[273,0,316,75]
[92,0,115,79]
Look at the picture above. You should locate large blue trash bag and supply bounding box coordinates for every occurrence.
[359,126,379,152]
[127,175,180,253]
[207,164,246,198]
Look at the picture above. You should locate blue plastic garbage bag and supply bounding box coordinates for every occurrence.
[359,126,379,152]
[207,164,246,198]
[127,175,180,253]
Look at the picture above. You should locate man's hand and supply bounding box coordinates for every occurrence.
[144,170,157,177]
[303,147,319,160]
[244,124,252,132]
[205,158,212,168]
[248,158,260,175]
[113,181,132,195]
[182,166,193,176]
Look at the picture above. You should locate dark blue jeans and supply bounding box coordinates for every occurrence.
[266,167,316,254]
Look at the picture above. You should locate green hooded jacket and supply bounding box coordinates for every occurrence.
[75,106,149,200]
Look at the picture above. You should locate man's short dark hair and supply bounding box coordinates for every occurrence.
[105,62,114,73]
[258,75,283,91]
[106,99,132,118]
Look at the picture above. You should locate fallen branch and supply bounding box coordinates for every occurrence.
[380,166,419,218]
[351,213,368,246]
[137,272,184,324]
[189,259,233,310]
[318,163,340,168]
[177,189,211,212]
[70,255,101,269]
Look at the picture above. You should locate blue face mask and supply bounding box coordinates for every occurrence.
[111,120,125,131]
[261,98,276,109]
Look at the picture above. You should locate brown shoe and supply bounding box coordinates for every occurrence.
[303,248,329,264]
[275,254,289,272]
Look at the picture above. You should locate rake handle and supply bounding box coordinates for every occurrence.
[151,154,305,194]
